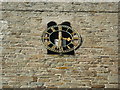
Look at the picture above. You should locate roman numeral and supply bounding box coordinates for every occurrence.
[44,42,50,46]
[71,42,77,46]
[71,32,75,35]
[51,45,56,49]
[43,37,49,39]
[58,26,62,31]
[67,45,71,49]
[59,47,63,51]
[45,32,50,35]
[73,37,79,40]
[66,28,70,31]
[51,27,56,32]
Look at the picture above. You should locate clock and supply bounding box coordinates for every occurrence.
[41,21,82,55]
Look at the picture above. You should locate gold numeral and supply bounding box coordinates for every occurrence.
[71,32,75,35]
[44,42,50,45]
[73,37,79,40]
[66,28,69,31]
[58,26,62,31]
[67,45,71,49]
[59,47,63,51]
[45,32,50,35]
[52,45,56,49]
[71,42,77,46]
[51,27,56,32]
[43,37,49,39]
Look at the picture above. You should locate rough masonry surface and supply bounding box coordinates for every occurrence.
[1,2,119,88]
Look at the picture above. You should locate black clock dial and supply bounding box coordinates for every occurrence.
[41,25,82,53]
[50,31,72,46]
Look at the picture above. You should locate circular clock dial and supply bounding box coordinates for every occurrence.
[50,31,72,46]
[41,25,82,53]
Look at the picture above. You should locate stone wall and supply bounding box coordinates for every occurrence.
[1,2,119,88]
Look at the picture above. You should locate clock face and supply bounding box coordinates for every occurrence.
[41,25,82,53]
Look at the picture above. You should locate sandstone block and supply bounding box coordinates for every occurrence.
[91,85,105,88]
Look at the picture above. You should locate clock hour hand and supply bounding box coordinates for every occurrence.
[62,37,71,41]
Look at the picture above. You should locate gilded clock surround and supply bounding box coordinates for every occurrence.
[41,21,82,55]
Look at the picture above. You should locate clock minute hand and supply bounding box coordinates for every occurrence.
[58,31,62,48]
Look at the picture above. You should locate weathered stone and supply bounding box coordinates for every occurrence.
[48,69,65,74]
[2,2,118,11]
[38,78,50,82]
[17,76,33,81]
[47,86,58,88]
[56,67,69,69]
[108,75,118,84]
[32,76,38,82]
[2,85,12,88]
[105,84,118,88]
[29,82,44,87]
[91,85,105,88]
[1,2,118,89]
[29,54,44,59]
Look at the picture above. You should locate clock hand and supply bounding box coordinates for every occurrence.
[58,31,62,48]
[62,37,71,41]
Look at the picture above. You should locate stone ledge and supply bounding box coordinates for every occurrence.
[1,2,118,12]
[1,88,120,90]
